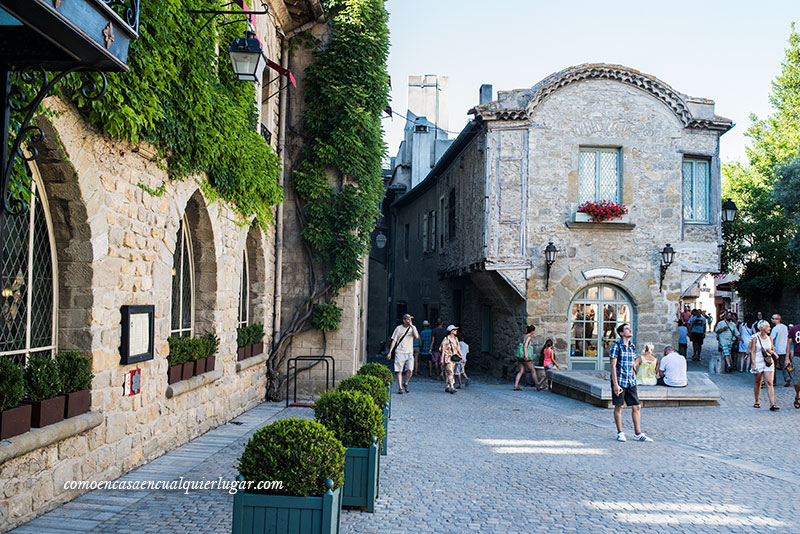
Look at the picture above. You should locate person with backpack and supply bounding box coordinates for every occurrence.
[513,325,546,391]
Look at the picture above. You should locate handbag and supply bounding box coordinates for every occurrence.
[515,343,526,360]
[757,337,773,367]
[447,339,461,362]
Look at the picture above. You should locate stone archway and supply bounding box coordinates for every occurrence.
[180,189,218,336]
[244,222,270,330]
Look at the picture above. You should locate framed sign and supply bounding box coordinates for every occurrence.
[120,305,154,365]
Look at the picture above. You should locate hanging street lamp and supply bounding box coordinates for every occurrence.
[228,31,267,83]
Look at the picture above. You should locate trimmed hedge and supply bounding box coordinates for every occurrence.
[57,351,94,393]
[237,418,345,497]
[357,362,393,385]
[25,353,62,402]
[314,389,383,448]
[336,374,388,410]
[0,358,25,411]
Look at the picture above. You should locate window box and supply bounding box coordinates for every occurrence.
[26,395,65,428]
[252,342,264,357]
[63,389,90,419]
[574,212,630,224]
[0,404,32,440]
[168,364,183,384]
[194,356,207,375]
[206,354,216,373]
[181,361,194,381]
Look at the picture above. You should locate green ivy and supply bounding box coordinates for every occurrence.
[311,302,342,332]
[8,0,282,227]
[293,0,389,317]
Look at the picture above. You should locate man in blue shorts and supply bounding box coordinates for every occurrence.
[609,323,653,442]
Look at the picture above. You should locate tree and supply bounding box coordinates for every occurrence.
[722,23,800,299]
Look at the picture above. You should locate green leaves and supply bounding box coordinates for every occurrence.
[336,374,388,410]
[311,303,343,332]
[24,353,62,402]
[357,362,393,385]
[0,358,25,411]
[314,389,383,448]
[57,351,94,394]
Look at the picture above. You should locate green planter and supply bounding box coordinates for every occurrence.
[381,403,389,456]
[342,438,379,512]
[232,477,342,534]
[386,383,391,419]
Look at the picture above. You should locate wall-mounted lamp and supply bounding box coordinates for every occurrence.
[721,198,738,224]
[375,232,387,249]
[544,241,558,289]
[659,243,675,293]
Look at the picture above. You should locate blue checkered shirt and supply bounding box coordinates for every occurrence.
[419,328,432,355]
[608,338,637,388]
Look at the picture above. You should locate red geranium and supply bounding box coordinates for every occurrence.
[577,200,628,222]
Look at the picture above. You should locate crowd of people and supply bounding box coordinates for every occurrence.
[386,315,469,394]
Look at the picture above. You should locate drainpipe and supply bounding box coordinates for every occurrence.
[272,37,289,348]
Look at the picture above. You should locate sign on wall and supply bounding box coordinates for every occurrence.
[120,305,154,365]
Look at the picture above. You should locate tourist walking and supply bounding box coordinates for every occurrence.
[635,343,658,386]
[750,320,779,411]
[418,320,432,377]
[786,321,800,409]
[609,323,653,442]
[715,311,739,373]
[455,331,470,388]
[541,338,560,390]
[770,314,793,387]
[429,318,447,381]
[513,325,546,391]
[738,313,755,372]
[688,310,707,361]
[677,320,688,358]
[387,314,419,394]
[439,325,462,394]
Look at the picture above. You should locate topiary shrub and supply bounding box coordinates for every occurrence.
[314,389,383,448]
[237,418,345,496]
[25,353,62,401]
[57,351,94,393]
[250,323,265,344]
[199,332,220,357]
[0,358,25,411]
[357,362,393,386]
[236,326,249,348]
[336,374,388,410]
[167,336,191,367]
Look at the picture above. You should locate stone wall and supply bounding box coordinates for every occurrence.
[0,97,276,531]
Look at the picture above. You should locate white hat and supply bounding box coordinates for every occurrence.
[447,324,458,332]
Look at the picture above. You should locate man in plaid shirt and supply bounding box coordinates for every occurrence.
[609,323,653,442]
[418,320,433,377]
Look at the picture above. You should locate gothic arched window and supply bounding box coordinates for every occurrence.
[170,216,194,337]
[238,249,249,328]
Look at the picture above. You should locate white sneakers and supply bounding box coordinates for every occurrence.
[617,431,653,442]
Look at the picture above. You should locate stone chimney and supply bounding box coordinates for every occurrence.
[479,84,492,105]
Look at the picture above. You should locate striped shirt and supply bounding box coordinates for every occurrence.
[419,328,432,355]
[608,338,637,388]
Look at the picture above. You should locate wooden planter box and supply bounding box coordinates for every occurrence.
[0,403,32,440]
[181,361,194,381]
[237,345,251,361]
[342,439,379,512]
[252,342,264,357]
[206,355,216,373]
[195,357,207,375]
[381,403,389,456]
[27,395,66,428]
[232,477,342,534]
[168,364,183,384]
[63,389,90,419]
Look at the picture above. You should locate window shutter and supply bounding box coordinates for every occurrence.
[422,213,428,252]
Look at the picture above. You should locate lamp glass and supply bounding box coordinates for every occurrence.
[544,242,558,264]
[661,244,675,265]
[375,233,387,249]
[721,199,738,223]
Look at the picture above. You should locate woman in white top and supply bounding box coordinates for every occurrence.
[738,313,754,372]
[749,320,779,411]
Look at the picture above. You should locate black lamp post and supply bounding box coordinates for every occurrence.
[659,243,675,293]
[544,241,558,290]
[228,31,266,83]
[721,198,738,224]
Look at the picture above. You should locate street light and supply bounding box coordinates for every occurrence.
[544,241,558,290]
[721,198,738,224]
[659,243,675,293]
[375,232,387,249]
[228,31,266,83]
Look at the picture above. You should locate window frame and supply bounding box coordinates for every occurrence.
[578,147,622,204]
[682,157,711,224]
[170,216,195,337]
[238,249,249,329]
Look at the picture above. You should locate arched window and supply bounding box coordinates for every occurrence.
[238,249,249,328]
[0,163,58,365]
[568,284,634,370]
[170,216,194,337]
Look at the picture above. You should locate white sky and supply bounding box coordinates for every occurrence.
[383,0,799,165]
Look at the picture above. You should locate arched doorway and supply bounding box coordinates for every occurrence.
[568,284,634,370]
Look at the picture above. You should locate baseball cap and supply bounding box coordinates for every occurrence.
[447,324,458,332]
[402,314,413,320]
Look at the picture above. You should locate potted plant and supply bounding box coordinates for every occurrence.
[250,323,265,356]
[576,200,629,222]
[357,362,393,418]
[233,418,345,534]
[190,337,206,375]
[314,390,383,512]
[336,374,390,456]
[236,325,251,361]
[167,336,190,384]
[200,332,219,373]
[57,351,93,418]
[24,353,64,428]
[0,357,31,440]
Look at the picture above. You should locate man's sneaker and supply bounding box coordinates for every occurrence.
[633,433,653,442]
[616,432,627,442]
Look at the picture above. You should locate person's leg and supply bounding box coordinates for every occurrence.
[631,405,642,435]
[413,351,419,376]
[395,371,404,392]
[754,372,762,406]
[404,367,413,389]
[513,362,524,389]
[613,406,623,432]
[765,371,776,406]
[445,362,455,389]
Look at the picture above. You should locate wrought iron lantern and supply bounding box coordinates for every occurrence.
[544,241,558,290]
[659,243,675,293]
[375,232,387,249]
[228,31,266,83]
[721,198,738,224]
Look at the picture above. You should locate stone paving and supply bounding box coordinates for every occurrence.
[10,337,800,534]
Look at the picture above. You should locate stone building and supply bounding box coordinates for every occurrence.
[384,64,732,376]
[0,1,368,530]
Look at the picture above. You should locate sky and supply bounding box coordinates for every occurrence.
[382,0,799,165]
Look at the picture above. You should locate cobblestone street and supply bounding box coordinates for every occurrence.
[11,348,800,534]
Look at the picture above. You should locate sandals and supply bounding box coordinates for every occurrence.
[403,384,409,393]
[794,398,800,409]
[753,403,761,408]
[770,405,780,411]
[513,386,522,391]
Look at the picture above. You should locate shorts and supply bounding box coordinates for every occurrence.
[413,347,420,359]
[394,352,414,373]
[453,361,465,375]
[544,363,555,370]
[793,357,800,386]
[691,332,705,344]
[678,344,687,357]
[420,352,431,362]
[431,350,442,365]
[611,384,640,407]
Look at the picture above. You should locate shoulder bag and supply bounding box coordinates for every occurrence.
[448,339,462,362]
[389,327,411,359]
[757,337,773,367]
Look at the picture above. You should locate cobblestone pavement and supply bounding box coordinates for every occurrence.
[11,336,800,534]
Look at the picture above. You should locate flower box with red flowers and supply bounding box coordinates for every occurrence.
[576,201,629,222]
